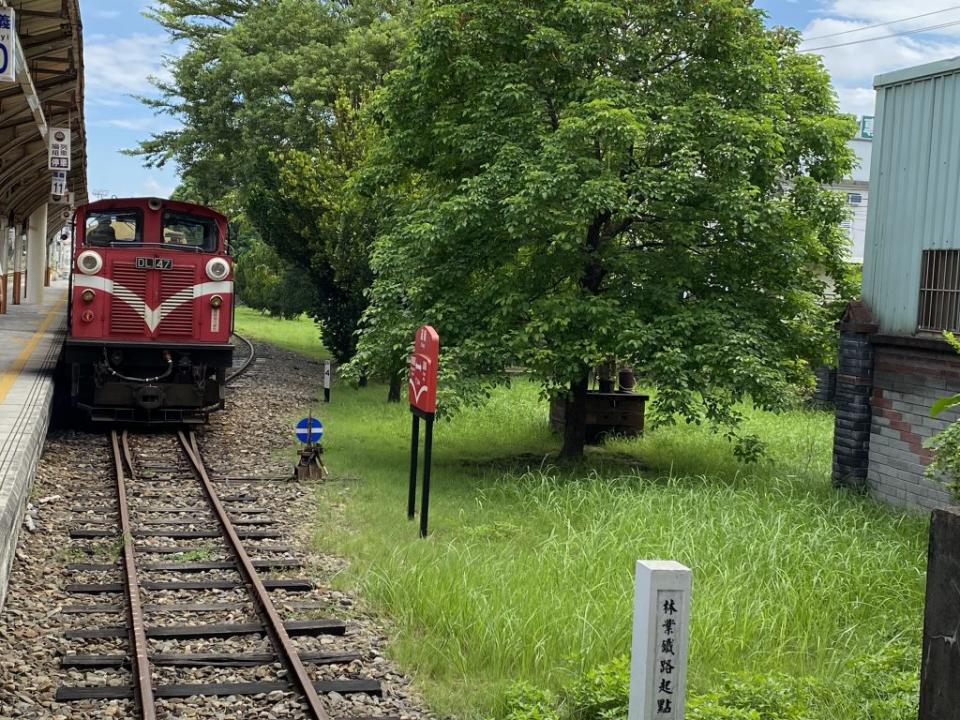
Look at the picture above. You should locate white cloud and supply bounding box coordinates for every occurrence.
[87,97,128,108]
[95,117,175,131]
[84,33,177,96]
[140,176,176,199]
[835,86,877,118]
[797,5,960,116]
[823,1,960,31]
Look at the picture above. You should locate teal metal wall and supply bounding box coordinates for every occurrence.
[862,57,960,336]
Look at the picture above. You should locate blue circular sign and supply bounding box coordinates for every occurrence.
[295,417,324,444]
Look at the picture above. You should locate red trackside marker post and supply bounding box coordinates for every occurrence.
[407,325,439,538]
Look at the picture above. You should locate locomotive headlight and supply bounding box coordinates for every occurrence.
[77,250,103,275]
[81,289,96,303]
[210,295,223,308]
[205,258,230,281]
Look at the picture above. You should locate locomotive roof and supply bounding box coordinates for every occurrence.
[79,197,229,224]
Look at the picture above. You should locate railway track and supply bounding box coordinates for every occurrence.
[226,333,257,384]
[56,429,379,718]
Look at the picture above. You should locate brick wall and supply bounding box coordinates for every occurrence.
[868,342,957,510]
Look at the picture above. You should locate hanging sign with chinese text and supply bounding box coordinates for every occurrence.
[48,127,71,171]
[408,324,439,416]
[51,171,68,197]
[0,8,15,84]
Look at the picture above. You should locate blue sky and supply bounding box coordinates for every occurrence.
[81,1,180,199]
[81,0,960,198]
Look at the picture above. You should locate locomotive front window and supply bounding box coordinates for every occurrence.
[162,211,217,251]
[85,210,142,246]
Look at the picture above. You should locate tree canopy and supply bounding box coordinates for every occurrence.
[137,0,408,361]
[355,0,856,456]
[140,0,857,457]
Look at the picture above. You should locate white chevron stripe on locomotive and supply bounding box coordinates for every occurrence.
[73,275,233,332]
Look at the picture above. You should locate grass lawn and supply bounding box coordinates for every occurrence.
[233,306,329,359]
[310,379,929,718]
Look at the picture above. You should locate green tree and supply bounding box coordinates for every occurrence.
[137,0,408,362]
[359,0,855,457]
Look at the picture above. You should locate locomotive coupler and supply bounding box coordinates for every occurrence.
[134,384,164,410]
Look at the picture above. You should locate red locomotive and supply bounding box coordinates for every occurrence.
[64,197,234,423]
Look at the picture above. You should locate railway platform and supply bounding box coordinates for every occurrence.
[0,282,68,609]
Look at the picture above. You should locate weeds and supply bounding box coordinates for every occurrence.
[170,546,216,562]
[312,379,928,718]
[234,307,329,360]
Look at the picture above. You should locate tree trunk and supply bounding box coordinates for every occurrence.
[387,372,402,402]
[560,372,589,458]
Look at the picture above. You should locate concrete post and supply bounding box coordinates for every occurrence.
[11,227,23,306]
[26,203,47,304]
[919,507,960,720]
[0,218,7,315]
[629,560,692,720]
[44,239,51,287]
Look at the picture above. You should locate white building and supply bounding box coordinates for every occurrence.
[833,118,873,264]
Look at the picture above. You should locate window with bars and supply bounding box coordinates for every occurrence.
[918,250,960,332]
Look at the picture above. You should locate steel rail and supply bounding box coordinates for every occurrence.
[225,333,256,384]
[110,430,157,720]
[176,430,330,720]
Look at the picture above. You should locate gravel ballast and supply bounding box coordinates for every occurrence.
[0,339,430,719]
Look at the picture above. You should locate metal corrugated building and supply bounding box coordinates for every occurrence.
[862,57,960,336]
[833,57,960,512]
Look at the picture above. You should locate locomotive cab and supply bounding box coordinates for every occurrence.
[64,197,234,424]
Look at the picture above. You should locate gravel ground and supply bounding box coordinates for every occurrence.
[0,339,431,719]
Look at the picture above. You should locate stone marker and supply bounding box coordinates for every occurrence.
[919,506,960,720]
[629,560,692,720]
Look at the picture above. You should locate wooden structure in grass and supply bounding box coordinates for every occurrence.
[550,390,649,442]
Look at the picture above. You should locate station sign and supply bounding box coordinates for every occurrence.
[0,9,14,84]
[51,171,68,197]
[48,127,71,171]
[52,190,73,206]
[408,324,439,415]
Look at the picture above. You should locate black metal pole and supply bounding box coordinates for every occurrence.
[408,413,420,520]
[419,416,434,538]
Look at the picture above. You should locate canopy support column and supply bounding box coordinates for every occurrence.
[26,203,47,303]
[11,225,23,306]
[0,218,7,314]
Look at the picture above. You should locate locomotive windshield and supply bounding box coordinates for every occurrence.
[83,207,219,251]
[162,211,217,251]
[85,209,142,246]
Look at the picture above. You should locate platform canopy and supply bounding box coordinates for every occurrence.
[0,0,86,238]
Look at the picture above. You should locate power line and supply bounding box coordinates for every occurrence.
[802,17,960,51]
[803,5,960,42]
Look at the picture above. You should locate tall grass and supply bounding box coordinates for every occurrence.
[233,306,328,359]
[312,379,928,718]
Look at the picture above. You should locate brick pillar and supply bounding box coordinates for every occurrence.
[832,301,878,490]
